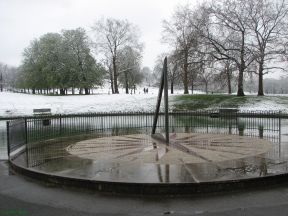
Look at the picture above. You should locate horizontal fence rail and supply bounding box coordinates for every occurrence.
[2,110,285,120]
[21,112,281,142]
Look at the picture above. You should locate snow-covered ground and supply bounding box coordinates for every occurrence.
[239,98,288,112]
[1,88,287,117]
[0,88,188,117]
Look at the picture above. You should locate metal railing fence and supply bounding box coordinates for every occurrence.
[5,110,282,167]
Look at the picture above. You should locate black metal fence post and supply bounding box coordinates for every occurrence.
[101,115,104,133]
[279,111,282,157]
[6,121,10,159]
[24,118,28,144]
[24,118,29,167]
[59,115,62,136]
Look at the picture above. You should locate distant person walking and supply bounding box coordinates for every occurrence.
[143,88,148,94]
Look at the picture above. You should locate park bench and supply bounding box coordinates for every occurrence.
[33,108,51,116]
[219,108,238,117]
[33,108,51,126]
[210,108,238,118]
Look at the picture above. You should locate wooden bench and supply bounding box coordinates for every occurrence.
[219,108,238,117]
[210,108,238,118]
[33,108,51,116]
[33,108,51,126]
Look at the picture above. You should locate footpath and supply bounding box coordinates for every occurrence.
[2,161,288,216]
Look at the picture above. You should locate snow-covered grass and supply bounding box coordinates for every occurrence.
[171,94,288,113]
[238,95,288,112]
[1,89,288,117]
[0,87,187,117]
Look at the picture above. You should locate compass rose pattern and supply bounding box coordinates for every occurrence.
[67,133,272,165]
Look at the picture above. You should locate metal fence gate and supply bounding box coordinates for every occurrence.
[7,119,27,159]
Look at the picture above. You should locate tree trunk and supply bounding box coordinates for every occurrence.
[72,88,75,95]
[226,67,232,94]
[32,88,35,94]
[171,81,174,94]
[124,71,129,94]
[205,82,208,94]
[237,68,245,96]
[227,74,232,94]
[257,59,264,96]
[237,32,245,97]
[183,52,189,94]
[191,79,194,94]
[60,88,65,95]
[113,56,119,94]
[109,68,114,94]
[84,88,89,95]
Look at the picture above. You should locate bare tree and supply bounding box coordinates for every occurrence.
[141,67,153,87]
[118,46,143,94]
[152,54,164,86]
[153,53,180,94]
[217,60,237,94]
[167,54,180,94]
[101,55,114,94]
[162,5,198,94]
[197,56,216,94]
[187,63,199,94]
[247,0,288,96]
[202,0,256,96]
[92,18,143,94]
[0,63,20,92]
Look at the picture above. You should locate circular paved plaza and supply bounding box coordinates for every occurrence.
[62,133,273,183]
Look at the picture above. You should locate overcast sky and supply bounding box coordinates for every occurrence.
[0,0,198,69]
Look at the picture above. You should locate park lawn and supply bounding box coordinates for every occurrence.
[1,91,288,116]
[170,94,288,112]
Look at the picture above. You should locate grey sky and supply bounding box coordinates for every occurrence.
[0,0,195,69]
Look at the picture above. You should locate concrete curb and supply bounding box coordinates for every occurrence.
[9,158,288,195]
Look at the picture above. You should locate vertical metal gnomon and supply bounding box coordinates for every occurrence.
[151,57,169,144]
